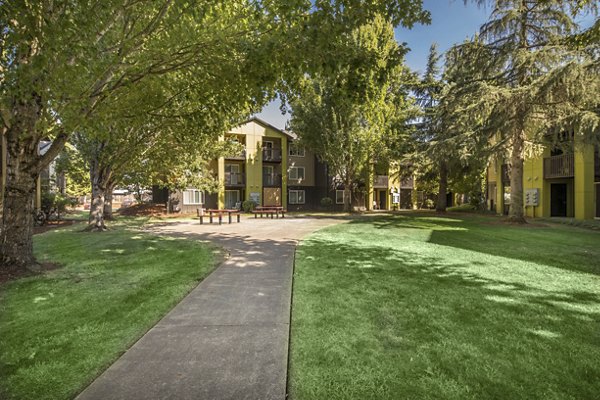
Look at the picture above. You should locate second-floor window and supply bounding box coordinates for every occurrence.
[289,145,305,157]
[289,166,305,181]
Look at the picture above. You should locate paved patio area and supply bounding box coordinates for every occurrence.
[76,216,343,400]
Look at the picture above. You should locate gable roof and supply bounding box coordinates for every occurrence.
[240,116,295,140]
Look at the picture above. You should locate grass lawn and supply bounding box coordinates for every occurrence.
[290,213,600,400]
[0,219,219,400]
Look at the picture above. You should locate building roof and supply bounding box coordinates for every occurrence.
[240,117,296,140]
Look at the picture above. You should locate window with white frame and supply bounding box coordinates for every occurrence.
[288,166,305,181]
[289,190,305,204]
[289,144,305,157]
[183,189,204,205]
[336,190,345,204]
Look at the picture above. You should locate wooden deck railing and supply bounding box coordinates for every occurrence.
[544,153,574,179]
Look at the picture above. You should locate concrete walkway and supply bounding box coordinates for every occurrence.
[76,216,342,400]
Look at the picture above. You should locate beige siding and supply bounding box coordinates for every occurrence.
[288,146,315,186]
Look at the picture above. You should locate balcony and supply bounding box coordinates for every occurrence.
[263,173,282,187]
[373,175,389,188]
[262,148,282,162]
[225,149,246,160]
[544,153,574,179]
[224,172,245,186]
[400,176,414,189]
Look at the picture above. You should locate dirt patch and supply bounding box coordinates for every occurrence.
[33,219,77,235]
[0,262,61,285]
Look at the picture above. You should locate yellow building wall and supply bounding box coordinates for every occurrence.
[489,143,596,220]
[574,143,595,220]
[224,120,288,207]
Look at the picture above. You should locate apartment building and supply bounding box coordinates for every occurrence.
[487,139,600,220]
[161,118,415,212]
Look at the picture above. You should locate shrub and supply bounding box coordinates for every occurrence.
[320,197,333,207]
[242,200,256,212]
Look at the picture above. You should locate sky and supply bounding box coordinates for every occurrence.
[256,0,594,130]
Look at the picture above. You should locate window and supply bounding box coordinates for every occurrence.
[289,145,305,157]
[336,190,345,204]
[225,190,240,209]
[289,190,305,204]
[289,166,305,181]
[183,189,204,205]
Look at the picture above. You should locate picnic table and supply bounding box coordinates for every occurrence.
[252,206,286,219]
[199,209,241,225]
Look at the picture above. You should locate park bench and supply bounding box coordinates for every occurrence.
[198,208,241,225]
[252,206,286,219]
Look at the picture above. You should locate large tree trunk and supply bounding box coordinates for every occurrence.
[436,160,448,213]
[87,157,111,231]
[104,180,115,220]
[0,96,45,271]
[0,159,38,270]
[508,130,526,223]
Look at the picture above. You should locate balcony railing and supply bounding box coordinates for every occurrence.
[373,175,388,188]
[263,173,282,186]
[224,172,245,186]
[262,148,282,162]
[544,153,574,179]
[400,176,414,189]
[225,149,246,160]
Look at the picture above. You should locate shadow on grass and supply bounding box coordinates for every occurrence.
[292,237,600,399]
[350,214,600,276]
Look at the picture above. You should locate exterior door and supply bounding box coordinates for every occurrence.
[551,183,568,217]
[224,190,240,209]
[263,188,281,206]
[378,190,387,210]
[264,141,273,160]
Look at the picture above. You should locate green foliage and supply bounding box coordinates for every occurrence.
[242,200,256,212]
[290,15,418,210]
[447,203,477,212]
[0,220,218,400]
[320,197,333,207]
[444,1,599,220]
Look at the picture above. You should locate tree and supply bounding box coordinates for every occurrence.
[290,15,416,211]
[450,0,599,222]
[1,1,430,270]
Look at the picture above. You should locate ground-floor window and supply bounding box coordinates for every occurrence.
[183,189,204,205]
[225,190,240,209]
[289,190,305,204]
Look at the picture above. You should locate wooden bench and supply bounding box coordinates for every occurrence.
[199,209,241,225]
[253,206,286,219]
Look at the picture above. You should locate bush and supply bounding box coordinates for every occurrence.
[320,197,333,207]
[242,200,256,212]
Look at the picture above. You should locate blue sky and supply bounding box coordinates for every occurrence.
[257,0,593,129]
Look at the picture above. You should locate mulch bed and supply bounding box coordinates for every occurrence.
[0,262,61,285]
[33,219,77,235]
[118,203,194,218]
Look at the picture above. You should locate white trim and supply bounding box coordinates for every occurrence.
[183,189,204,205]
[288,166,305,181]
[289,145,305,157]
[289,189,305,205]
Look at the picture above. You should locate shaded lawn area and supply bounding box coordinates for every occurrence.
[0,219,220,400]
[290,214,600,400]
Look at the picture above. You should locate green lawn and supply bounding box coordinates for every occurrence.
[290,213,600,400]
[0,219,219,400]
